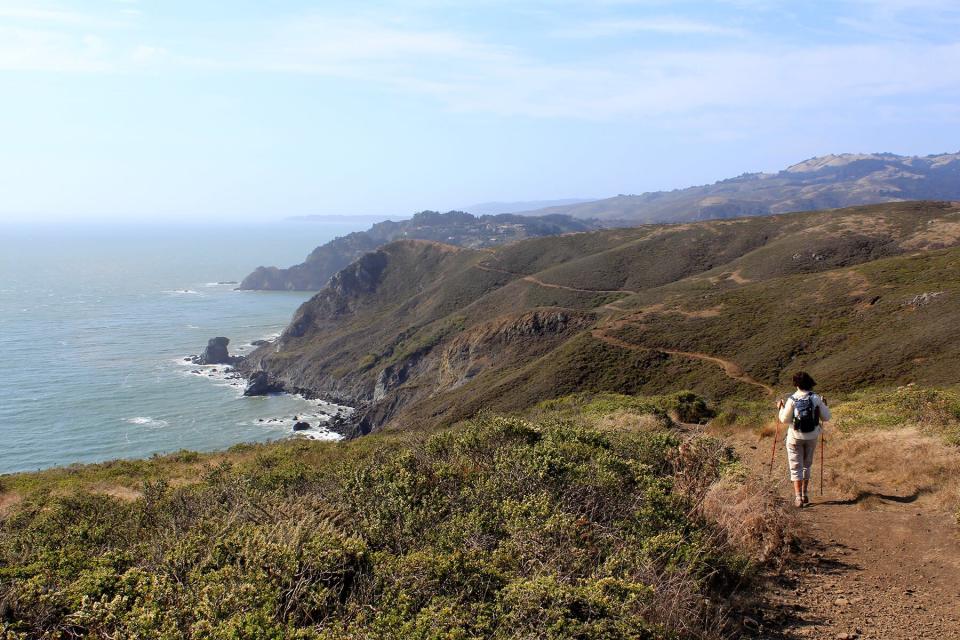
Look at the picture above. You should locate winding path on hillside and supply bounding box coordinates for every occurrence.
[474,263,641,296]
[590,328,775,395]
[475,259,775,395]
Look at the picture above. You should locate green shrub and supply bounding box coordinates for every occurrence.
[832,386,960,443]
[0,415,749,639]
[536,390,714,427]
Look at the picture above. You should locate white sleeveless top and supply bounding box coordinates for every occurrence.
[778,390,830,441]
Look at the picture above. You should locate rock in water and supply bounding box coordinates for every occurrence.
[201,337,232,364]
[190,337,240,365]
[243,371,283,396]
[292,421,310,431]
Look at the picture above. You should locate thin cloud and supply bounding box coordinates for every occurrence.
[2,2,959,130]
[242,13,960,121]
[0,26,114,71]
[0,6,131,28]
[555,17,747,38]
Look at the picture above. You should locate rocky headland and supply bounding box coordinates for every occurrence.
[238,210,604,291]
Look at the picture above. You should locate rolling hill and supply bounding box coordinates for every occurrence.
[241,200,960,436]
[517,152,960,223]
[238,210,603,291]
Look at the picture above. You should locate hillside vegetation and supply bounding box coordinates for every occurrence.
[243,201,960,435]
[0,406,786,639]
[239,211,602,291]
[518,152,960,223]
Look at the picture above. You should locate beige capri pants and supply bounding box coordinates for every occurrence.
[785,436,818,481]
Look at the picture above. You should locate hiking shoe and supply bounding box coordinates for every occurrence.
[794,496,804,508]
[802,494,810,505]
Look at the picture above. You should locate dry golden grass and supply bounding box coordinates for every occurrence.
[823,427,960,512]
[901,219,960,249]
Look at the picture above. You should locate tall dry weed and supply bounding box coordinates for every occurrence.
[701,476,797,566]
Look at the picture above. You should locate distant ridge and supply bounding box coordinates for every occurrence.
[285,214,410,222]
[517,152,960,223]
[463,198,594,216]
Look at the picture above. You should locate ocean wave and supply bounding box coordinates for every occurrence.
[181,363,246,392]
[162,289,203,296]
[244,412,344,442]
[239,331,282,349]
[124,416,169,428]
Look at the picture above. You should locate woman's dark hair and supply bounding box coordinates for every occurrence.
[792,371,816,391]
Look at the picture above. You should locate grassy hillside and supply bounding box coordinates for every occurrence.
[239,211,603,291]
[516,152,960,223]
[0,406,785,639]
[245,201,960,434]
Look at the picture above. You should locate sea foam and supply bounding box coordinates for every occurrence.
[124,416,169,428]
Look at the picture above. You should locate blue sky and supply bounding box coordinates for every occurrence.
[1,0,959,222]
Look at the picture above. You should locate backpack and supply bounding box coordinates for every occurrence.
[792,394,821,433]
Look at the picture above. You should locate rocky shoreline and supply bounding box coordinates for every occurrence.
[186,336,359,438]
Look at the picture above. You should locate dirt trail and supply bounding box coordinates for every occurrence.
[590,328,775,395]
[474,263,640,295]
[735,432,960,639]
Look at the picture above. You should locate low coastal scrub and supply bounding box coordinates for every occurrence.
[536,391,715,426]
[0,414,774,639]
[829,385,960,445]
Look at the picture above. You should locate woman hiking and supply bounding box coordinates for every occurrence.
[777,371,830,507]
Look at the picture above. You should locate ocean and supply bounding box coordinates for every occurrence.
[0,222,365,474]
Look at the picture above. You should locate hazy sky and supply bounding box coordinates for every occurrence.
[1,0,959,223]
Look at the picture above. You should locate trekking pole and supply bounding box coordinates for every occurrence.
[819,432,825,496]
[768,419,780,477]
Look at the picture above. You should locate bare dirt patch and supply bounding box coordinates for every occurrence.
[727,270,752,284]
[0,492,22,516]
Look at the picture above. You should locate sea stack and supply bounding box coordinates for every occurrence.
[192,337,236,365]
[243,371,284,396]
